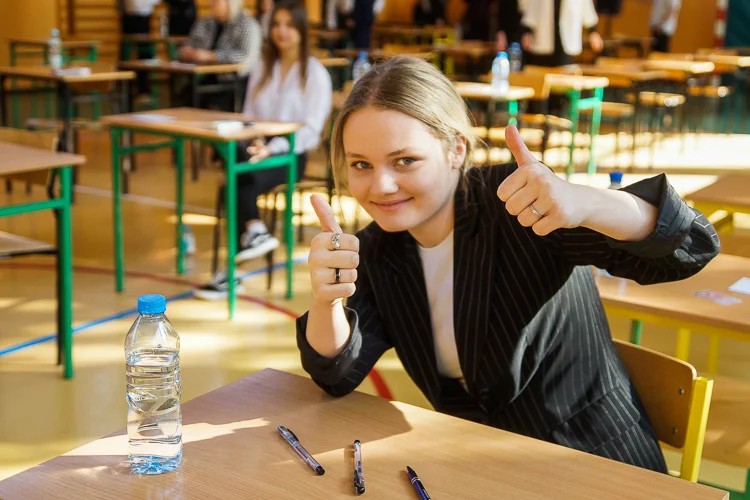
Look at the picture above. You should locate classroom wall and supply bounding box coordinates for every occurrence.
[0,0,58,66]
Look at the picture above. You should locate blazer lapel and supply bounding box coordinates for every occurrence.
[453,181,496,395]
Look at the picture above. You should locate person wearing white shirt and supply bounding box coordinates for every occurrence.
[521,0,603,67]
[650,0,681,53]
[195,0,332,300]
[326,0,385,48]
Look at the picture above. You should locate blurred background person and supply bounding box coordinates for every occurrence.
[164,0,197,36]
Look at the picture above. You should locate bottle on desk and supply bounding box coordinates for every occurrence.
[509,42,522,73]
[160,13,170,38]
[491,51,510,96]
[48,28,62,71]
[609,171,623,190]
[353,52,372,82]
[125,295,182,475]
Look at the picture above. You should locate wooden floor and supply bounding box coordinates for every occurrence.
[1,129,750,493]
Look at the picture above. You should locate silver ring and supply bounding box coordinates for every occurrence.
[331,232,341,250]
[529,204,542,218]
[334,268,341,284]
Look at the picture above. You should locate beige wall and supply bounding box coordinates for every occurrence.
[0,0,58,66]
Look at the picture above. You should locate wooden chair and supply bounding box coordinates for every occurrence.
[613,339,713,482]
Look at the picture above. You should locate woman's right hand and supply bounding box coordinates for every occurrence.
[309,194,360,307]
[522,32,534,51]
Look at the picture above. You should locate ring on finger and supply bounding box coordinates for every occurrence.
[529,203,543,219]
[331,232,341,250]
[334,268,341,284]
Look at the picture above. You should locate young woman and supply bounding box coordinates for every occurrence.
[195,0,332,300]
[297,57,719,472]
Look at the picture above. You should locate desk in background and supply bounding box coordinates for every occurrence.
[0,369,729,499]
[685,173,750,232]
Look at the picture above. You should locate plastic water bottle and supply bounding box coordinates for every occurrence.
[352,52,372,82]
[509,43,522,73]
[48,29,62,71]
[160,13,169,38]
[491,52,510,95]
[181,225,196,255]
[609,171,623,190]
[125,295,182,475]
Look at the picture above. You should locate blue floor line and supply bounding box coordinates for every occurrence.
[0,256,308,358]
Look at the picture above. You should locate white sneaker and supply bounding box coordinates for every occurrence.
[235,230,280,264]
[193,270,246,301]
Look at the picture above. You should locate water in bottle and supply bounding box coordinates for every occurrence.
[48,29,62,71]
[125,294,182,475]
[352,52,372,82]
[491,52,510,96]
[609,171,623,190]
[160,13,169,38]
[181,225,196,255]
[509,43,522,73]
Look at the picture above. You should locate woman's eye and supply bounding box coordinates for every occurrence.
[350,161,371,170]
[396,157,416,166]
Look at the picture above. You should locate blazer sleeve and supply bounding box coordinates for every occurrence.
[216,17,262,66]
[186,18,211,49]
[542,174,720,285]
[296,247,393,397]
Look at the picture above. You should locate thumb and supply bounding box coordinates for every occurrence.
[311,194,343,234]
[505,124,537,168]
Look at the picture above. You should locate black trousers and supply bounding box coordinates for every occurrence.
[121,14,154,94]
[227,147,308,243]
[651,29,671,53]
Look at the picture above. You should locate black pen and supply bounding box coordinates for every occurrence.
[406,466,431,500]
[277,426,325,475]
[353,440,365,494]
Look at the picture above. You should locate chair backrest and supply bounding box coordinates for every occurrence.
[697,47,738,56]
[649,52,694,61]
[613,339,713,482]
[510,71,550,100]
[0,127,58,186]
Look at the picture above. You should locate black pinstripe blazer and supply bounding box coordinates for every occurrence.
[297,163,720,460]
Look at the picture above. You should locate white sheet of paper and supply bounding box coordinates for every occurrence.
[130,114,176,123]
[728,277,750,296]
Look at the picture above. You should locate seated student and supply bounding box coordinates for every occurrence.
[296,56,720,472]
[413,0,446,27]
[179,0,263,110]
[195,0,333,300]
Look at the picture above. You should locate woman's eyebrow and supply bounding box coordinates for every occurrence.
[345,148,411,158]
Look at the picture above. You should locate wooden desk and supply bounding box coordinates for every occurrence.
[0,142,85,379]
[580,64,668,85]
[0,65,134,152]
[596,253,750,375]
[643,60,715,77]
[0,369,729,499]
[454,82,535,130]
[334,48,435,62]
[685,174,750,231]
[100,108,301,317]
[319,57,350,69]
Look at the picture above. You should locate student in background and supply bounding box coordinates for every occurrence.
[179,0,263,110]
[521,0,603,66]
[296,56,720,473]
[495,0,523,51]
[413,0,446,27]
[461,0,492,41]
[195,0,332,300]
[164,0,197,36]
[257,0,276,37]
[650,0,681,53]
[326,0,385,48]
[122,0,161,97]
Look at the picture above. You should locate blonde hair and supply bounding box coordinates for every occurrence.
[227,0,245,20]
[330,56,477,192]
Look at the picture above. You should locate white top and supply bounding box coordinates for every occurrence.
[242,57,332,155]
[124,0,160,15]
[418,231,463,381]
[650,0,682,35]
[522,0,599,56]
[326,0,386,29]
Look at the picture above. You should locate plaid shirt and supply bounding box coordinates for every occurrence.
[186,13,262,76]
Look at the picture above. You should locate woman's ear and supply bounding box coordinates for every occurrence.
[449,134,467,170]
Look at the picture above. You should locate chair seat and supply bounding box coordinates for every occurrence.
[629,92,686,107]
[520,114,573,130]
[0,231,54,258]
[580,102,634,118]
[687,85,731,98]
[26,118,105,131]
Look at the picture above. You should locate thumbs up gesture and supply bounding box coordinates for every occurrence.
[497,125,591,236]
[309,194,360,306]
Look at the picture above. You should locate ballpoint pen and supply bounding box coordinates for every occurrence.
[406,466,431,500]
[353,440,365,494]
[277,425,325,475]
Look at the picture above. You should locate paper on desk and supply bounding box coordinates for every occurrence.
[130,114,176,123]
[729,277,750,296]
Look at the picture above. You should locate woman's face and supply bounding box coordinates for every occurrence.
[212,0,230,21]
[343,106,464,235]
[270,9,301,53]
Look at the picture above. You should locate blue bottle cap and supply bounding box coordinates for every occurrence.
[609,171,623,183]
[138,294,166,315]
[497,51,508,58]
[511,42,520,50]
[359,51,367,59]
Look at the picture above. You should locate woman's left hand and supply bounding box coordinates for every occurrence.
[589,31,604,53]
[247,138,270,163]
[497,125,592,236]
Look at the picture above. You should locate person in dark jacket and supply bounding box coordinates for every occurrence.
[164,0,197,36]
[413,0,446,27]
[296,56,720,473]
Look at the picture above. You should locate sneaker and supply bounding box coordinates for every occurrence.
[193,270,246,301]
[235,230,280,264]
